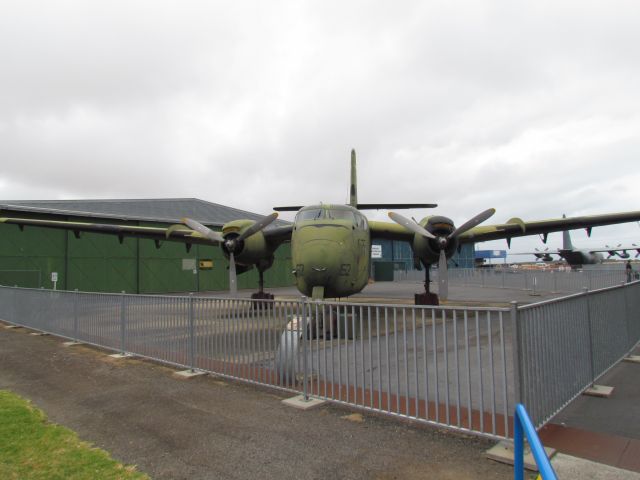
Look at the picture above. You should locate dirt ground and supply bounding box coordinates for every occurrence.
[0,324,514,480]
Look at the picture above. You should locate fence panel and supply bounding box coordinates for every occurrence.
[395,268,628,294]
[298,301,514,437]
[517,281,640,427]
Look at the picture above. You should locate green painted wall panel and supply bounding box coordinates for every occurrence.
[67,217,138,293]
[139,238,197,293]
[196,244,228,292]
[0,212,295,294]
[0,222,66,288]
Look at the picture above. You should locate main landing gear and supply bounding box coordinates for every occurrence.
[250,268,274,301]
[414,266,439,306]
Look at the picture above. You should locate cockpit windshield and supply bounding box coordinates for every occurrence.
[295,207,357,223]
[326,209,355,221]
[296,209,324,221]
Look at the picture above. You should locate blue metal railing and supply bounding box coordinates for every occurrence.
[514,404,557,480]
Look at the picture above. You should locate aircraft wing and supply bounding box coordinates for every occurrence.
[457,211,640,244]
[586,245,639,254]
[509,251,560,256]
[368,220,415,242]
[0,216,294,248]
[0,216,214,245]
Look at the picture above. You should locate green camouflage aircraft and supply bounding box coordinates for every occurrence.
[2,150,640,304]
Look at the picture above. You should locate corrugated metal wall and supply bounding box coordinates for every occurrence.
[0,217,294,293]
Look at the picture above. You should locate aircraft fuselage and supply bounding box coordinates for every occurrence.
[291,204,371,298]
[558,249,603,266]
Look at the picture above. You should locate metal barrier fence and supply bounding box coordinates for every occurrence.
[395,267,628,293]
[0,281,638,438]
[0,286,514,438]
[514,281,640,428]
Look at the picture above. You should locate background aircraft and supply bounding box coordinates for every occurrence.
[2,150,640,304]
[511,215,640,266]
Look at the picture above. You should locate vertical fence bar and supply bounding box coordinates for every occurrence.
[583,288,596,384]
[189,293,195,372]
[301,297,308,401]
[73,289,79,342]
[119,291,126,355]
[510,302,521,420]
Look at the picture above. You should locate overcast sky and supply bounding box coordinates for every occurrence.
[1,1,639,258]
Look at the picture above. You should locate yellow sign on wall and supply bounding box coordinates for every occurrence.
[199,259,213,270]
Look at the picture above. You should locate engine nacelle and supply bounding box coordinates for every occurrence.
[221,219,271,265]
[411,215,459,265]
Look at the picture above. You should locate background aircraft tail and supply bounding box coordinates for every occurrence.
[562,214,574,250]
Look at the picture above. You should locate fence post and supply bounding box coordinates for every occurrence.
[120,291,126,355]
[514,407,524,480]
[583,287,595,384]
[73,289,79,342]
[189,293,195,372]
[510,301,522,410]
[301,296,309,401]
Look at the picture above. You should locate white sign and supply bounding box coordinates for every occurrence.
[51,272,58,282]
[371,244,382,259]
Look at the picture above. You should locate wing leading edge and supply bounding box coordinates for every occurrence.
[368,211,640,245]
[0,216,293,249]
[458,211,640,244]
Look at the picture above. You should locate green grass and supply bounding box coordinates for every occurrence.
[0,390,150,480]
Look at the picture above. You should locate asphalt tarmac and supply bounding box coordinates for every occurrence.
[185,280,565,306]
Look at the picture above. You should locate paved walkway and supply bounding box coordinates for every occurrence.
[0,324,513,480]
[540,345,640,474]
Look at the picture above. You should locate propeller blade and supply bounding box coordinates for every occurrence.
[388,212,436,239]
[229,251,237,296]
[237,212,279,241]
[182,218,224,243]
[438,249,448,300]
[448,208,496,239]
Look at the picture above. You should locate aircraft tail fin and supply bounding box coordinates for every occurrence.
[562,214,574,250]
[349,149,358,208]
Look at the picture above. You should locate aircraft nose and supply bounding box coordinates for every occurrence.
[298,239,342,284]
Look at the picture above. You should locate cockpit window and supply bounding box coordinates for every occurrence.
[326,209,355,221]
[296,209,324,221]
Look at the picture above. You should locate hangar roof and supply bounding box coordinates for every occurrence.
[0,198,288,227]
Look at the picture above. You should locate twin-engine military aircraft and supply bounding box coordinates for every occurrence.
[2,150,640,304]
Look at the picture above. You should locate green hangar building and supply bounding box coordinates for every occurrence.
[0,199,294,294]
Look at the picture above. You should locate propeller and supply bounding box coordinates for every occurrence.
[388,208,495,300]
[181,212,278,295]
[388,212,436,239]
[181,218,225,243]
